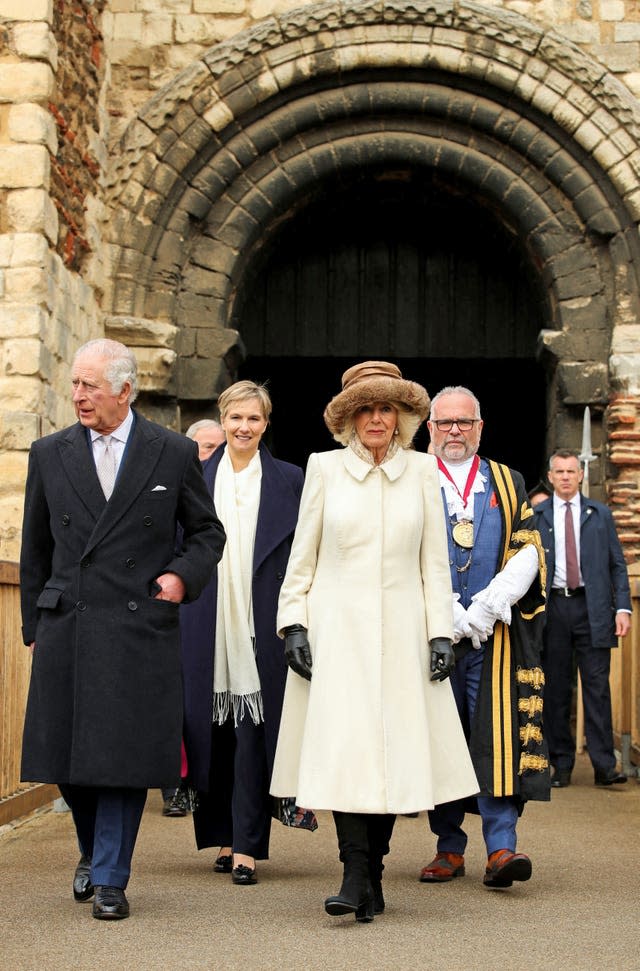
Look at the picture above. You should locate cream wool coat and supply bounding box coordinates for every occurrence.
[270,446,479,814]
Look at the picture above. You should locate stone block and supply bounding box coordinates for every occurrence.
[8,104,58,154]
[112,12,143,41]
[175,15,220,45]
[194,0,246,11]
[600,0,624,19]
[134,347,177,395]
[611,325,640,355]
[2,337,44,377]
[4,266,48,303]
[141,14,173,46]
[104,315,179,349]
[13,22,58,68]
[0,63,55,102]
[558,361,608,404]
[0,452,29,495]
[614,22,640,42]
[0,146,49,189]
[0,0,52,20]
[591,43,640,74]
[610,353,640,394]
[134,395,181,430]
[7,189,58,243]
[0,305,46,338]
[0,375,42,411]
[0,410,40,450]
[4,232,49,267]
[176,356,229,400]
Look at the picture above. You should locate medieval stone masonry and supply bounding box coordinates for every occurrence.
[2,0,640,559]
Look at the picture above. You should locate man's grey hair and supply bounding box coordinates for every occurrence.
[430,386,481,420]
[186,419,223,439]
[74,339,138,403]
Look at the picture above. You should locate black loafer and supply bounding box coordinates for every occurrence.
[594,770,627,786]
[73,855,94,901]
[232,864,257,885]
[551,769,572,788]
[92,885,130,920]
[214,854,233,873]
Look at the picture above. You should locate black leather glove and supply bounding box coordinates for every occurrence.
[283,624,312,681]
[430,637,455,682]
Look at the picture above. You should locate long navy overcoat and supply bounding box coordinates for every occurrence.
[20,411,225,789]
[180,442,304,791]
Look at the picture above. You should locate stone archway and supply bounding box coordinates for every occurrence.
[102,0,640,528]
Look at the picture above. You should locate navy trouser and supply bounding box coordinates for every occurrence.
[542,590,616,775]
[193,715,271,859]
[427,645,518,856]
[58,784,147,889]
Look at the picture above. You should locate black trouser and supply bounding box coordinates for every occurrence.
[543,590,616,775]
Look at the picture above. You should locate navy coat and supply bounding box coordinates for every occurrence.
[533,494,631,648]
[20,411,225,788]
[180,442,303,791]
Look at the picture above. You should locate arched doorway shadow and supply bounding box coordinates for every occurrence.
[237,173,547,485]
[239,355,546,488]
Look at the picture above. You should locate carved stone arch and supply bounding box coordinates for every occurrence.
[102,0,640,481]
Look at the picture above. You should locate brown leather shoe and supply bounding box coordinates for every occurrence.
[419,852,465,882]
[483,849,532,888]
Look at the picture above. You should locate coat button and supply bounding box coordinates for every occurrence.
[125,558,136,568]
[143,516,152,526]
[127,600,138,611]
[76,601,86,611]
[62,514,70,525]
[81,558,91,568]
[277,572,284,580]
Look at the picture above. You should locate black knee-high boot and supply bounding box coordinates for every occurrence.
[325,811,374,922]
[367,814,396,914]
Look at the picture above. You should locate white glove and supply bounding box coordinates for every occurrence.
[452,595,473,644]
[466,599,496,648]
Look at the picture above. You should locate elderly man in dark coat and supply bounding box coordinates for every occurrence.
[19,338,225,920]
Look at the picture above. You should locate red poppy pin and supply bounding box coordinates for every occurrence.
[490,491,498,508]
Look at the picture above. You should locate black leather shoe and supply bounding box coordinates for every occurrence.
[162,792,187,817]
[73,855,94,901]
[232,864,257,885]
[594,769,627,786]
[551,769,572,788]
[92,885,129,920]
[214,854,233,873]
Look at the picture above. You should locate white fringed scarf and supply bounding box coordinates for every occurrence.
[212,449,263,726]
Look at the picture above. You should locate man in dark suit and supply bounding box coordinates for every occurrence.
[533,448,630,788]
[19,338,226,919]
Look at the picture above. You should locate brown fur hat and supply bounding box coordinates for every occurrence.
[323,361,430,439]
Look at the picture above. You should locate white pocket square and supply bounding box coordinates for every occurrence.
[151,485,167,492]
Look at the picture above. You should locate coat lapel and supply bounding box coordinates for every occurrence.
[253,444,301,571]
[57,422,106,522]
[83,412,165,554]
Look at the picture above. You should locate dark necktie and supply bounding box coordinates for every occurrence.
[565,501,580,589]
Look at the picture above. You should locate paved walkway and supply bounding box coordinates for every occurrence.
[1,753,639,971]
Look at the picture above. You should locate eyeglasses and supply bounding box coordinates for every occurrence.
[431,418,481,432]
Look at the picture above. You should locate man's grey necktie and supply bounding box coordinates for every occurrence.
[564,501,580,589]
[97,435,116,500]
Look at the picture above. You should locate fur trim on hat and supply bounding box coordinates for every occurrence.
[324,361,430,445]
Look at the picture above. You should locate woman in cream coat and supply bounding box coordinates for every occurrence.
[270,361,478,923]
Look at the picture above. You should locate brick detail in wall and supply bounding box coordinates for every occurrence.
[607,394,640,560]
[49,0,106,270]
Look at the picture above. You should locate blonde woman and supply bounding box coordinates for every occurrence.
[180,381,303,885]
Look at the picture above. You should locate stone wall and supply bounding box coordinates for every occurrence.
[2,0,640,561]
